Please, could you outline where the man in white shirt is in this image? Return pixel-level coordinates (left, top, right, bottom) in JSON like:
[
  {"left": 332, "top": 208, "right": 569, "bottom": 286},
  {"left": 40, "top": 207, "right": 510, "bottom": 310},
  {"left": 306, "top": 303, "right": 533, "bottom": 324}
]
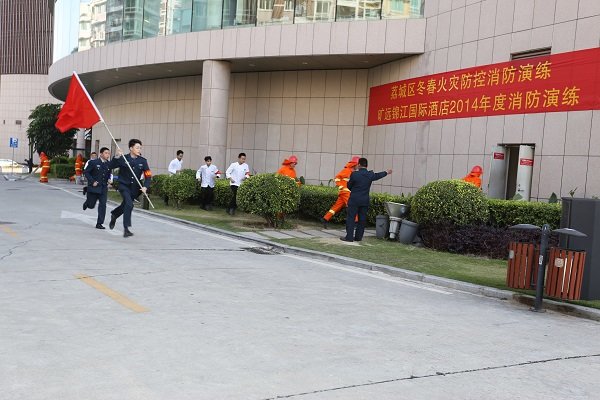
[
  {"left": 196, "top": 155, "right": 221, "bottom": 211},
  {"left": 225, "top": 152, "right": 250, "bottom": 215},
  {"left": 168, "top": 150, "right": 184, "bottom": 175}
]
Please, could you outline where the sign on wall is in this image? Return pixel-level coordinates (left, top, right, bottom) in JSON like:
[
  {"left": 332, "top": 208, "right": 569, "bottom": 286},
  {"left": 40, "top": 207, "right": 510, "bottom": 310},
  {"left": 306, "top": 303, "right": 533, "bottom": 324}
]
[{"left": 368, "top": 47, "right": 600, "bottom": 126}]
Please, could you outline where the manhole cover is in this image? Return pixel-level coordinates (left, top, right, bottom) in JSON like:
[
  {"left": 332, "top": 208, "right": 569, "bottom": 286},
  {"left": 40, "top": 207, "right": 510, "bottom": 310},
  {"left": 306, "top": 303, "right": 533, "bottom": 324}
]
[{"left": 244, "top": 247, "right": 280, "bottom": 255}]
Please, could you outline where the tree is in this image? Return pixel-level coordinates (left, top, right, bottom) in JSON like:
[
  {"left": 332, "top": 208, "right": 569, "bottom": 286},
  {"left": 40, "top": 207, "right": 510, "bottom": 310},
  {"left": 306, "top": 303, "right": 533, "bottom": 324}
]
[{"left": 27, "top": 103, "right": 76, "bottom": 159}]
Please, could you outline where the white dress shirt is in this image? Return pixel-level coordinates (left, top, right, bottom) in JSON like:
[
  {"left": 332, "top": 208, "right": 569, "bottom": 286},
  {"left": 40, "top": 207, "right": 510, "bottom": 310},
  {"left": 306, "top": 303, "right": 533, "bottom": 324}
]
[
  {"left": 196, "top": 164, "right": 221, "bottom": 187},
  {"left": 225, "top": 162, "right": 250, "bottom": 186},
  {"left": 168, "top": 158, "right": 182, "bottom": 175}
]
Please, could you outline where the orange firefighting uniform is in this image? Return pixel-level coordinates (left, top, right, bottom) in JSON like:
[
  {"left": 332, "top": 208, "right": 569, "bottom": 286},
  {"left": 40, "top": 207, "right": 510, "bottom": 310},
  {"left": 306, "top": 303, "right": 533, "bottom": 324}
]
[
  {"left": 462, "top": 172, "right": 482, "bottom": 188},
  {"left": 277, "top": 159, "right": 300, "bottom": 186},
  {"left": 323, "top": 161, "right": 358, "bottom": 222},
  {"left": 39, "top": 153, "right": 50, "bottom": 183},
  {"left": 74, "top": 154, "right": 84, "bottom": 183}
]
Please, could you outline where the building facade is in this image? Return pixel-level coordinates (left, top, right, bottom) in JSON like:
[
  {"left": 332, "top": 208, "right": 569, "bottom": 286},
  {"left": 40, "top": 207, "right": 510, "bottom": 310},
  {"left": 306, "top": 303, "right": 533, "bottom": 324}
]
[
  {"left": 48, "top": 0, "right": 600, "bottom": 201},
  {"left": 0, "top": 0, "right": 55, "bottom": 163}
]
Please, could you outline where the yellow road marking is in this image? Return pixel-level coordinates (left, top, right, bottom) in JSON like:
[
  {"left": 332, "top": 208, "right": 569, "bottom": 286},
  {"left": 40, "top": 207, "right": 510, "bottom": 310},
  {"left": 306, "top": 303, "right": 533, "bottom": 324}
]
[
  {"left": 75, "top": 274, "right": 149, "bottom": 313},
  {"left": 0, "top": 225, "right": 18, "bottom": 238}
]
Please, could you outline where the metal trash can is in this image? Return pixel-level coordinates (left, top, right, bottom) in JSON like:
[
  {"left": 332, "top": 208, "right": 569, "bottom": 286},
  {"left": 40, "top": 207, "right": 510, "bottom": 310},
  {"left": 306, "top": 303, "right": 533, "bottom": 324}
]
[{"left": 375, "top": 215, "right": 389, "bottom": 239}]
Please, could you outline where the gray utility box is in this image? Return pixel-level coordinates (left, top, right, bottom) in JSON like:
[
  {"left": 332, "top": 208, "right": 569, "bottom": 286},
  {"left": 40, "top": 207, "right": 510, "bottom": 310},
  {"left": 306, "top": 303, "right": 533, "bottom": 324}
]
[{"left": 560, "top": 198, "right": 600, "bottom": 300}]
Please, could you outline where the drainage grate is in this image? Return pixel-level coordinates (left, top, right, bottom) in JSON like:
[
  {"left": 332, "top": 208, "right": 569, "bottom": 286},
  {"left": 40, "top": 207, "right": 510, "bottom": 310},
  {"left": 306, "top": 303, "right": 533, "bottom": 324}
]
[
  {"left": 244, "top": 247, "right": 280, "bottom": 255},
  {"left": 0, "top": 221, "right": 15, "bottom": 224}
]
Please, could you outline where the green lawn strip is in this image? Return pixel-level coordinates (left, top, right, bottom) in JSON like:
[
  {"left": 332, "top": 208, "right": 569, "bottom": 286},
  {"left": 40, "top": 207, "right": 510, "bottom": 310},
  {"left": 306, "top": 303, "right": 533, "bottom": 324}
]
[
  {"left": 272, "top": 237, "right": 508, "bottom": 289},
  {"left": 106, "top": 191, "right": 600, "bottom": 310}
]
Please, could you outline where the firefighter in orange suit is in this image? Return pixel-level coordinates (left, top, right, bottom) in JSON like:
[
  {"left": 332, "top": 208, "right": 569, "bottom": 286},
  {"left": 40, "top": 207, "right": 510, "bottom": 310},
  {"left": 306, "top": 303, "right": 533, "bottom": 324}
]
[
  {"left": 276, "top": 155, "right": 301, "bottom": 185},
  {"left": 321, "top": 156, "right": 360, "bottom": 228},
  {"left": 462, "top": 165, "right": 483, "bottom": 188},
  {"left": 39, "top": 152, "right": 50, "bottom": 183},
  {"left": 74, "top": 154, "right": 84, "bottom": 184}
]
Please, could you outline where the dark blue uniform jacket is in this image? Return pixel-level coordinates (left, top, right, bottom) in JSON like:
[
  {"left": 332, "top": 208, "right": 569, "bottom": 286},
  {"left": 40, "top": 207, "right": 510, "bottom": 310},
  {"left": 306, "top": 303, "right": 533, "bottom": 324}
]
[
  {"left": 347, "top": 168, "right": 388, "bottom": 206},
  {"left": 113, "top": 154, "right": 152, "bottom": 189},
  {"left": 84, "top": 158, "right": 113, "bottom": 194}
]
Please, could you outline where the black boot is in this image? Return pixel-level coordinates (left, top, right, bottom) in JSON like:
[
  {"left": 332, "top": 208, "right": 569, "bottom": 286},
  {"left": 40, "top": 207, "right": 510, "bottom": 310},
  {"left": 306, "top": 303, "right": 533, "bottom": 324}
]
[
  {"left": 123, "top": 228, "right": 133, "bottom": 237},
  {"left": 109, "top": 214, "right": 117, "bottom": 230}
]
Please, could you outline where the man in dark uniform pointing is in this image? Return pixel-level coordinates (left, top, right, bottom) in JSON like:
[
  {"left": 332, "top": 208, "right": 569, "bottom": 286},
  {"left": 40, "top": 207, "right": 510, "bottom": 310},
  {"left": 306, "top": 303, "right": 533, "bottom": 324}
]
[
  {"left": 341, "top": 157, "right": 392, "bottom": 243},
  {"left": 83, "top": 147, "right": 113, "bottom": 229},
  {"left": 109, "top": 139, "right": 152, "bottom": 237}
]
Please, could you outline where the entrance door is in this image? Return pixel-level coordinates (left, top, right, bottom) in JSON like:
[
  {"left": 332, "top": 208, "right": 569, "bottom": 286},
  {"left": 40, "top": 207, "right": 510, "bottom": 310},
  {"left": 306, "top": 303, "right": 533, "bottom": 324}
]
[{"left": 488, "top": 145, "right": 508, "bottom": 199}]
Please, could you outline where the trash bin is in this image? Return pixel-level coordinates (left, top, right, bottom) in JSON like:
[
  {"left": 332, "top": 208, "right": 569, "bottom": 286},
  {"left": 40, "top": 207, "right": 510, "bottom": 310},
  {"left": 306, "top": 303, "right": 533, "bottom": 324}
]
[
  {"left": 506, "top": 242, "right": 539, "bottom": 289},
  {"left": 545, "top": 247, "right": 586, "bottom": 300},
  {"left": 375, "top": 215, "right": 389, "bottom": 239},
  {"left": 561, "top": 198, "right": 600, "bottom": 300},
  {"left": 398, "top": 220, "right": 419, "bottom": 244}
]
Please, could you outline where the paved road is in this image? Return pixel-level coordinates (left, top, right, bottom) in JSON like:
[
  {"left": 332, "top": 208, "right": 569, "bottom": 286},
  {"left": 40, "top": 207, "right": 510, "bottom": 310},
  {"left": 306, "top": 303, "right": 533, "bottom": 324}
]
[{"left": 1, "top": 178, "right": 599, "bottom": 399}]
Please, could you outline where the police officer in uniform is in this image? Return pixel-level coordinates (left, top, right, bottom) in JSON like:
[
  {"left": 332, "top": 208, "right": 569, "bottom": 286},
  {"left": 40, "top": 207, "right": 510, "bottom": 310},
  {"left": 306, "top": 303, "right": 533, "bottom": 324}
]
[
  {"left": 109, "top": 139, "right": 152, "bottom": 237},
  {"left": 341, "top": 157, "right": 392, "bottom": 243},
  {"left": 83, "top": 147, "right": 113, "bottom": 229}
]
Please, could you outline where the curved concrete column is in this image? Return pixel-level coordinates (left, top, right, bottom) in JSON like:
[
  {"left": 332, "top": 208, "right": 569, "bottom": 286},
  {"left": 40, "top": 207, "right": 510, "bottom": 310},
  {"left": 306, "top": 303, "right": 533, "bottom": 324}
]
[{"left": 199, "top": 60, "right": 230, "bottom": 166}]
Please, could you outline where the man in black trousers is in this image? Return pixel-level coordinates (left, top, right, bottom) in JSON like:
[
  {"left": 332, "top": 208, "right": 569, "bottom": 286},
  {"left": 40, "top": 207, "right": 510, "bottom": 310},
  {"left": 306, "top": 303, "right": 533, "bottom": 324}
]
[
  {"left": 109, "top": 139, "right": 152, "bottom": 237},
  {"left": 341, "top": 157, "right": 392, "bottom": 243},
  {"left": 83, "top": 147, "right": 113, "bottom": 229}
]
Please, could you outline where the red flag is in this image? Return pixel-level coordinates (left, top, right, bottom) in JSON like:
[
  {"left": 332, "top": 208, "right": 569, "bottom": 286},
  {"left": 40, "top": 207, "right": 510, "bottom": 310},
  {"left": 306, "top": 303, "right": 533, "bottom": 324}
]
[{"left": 55, "top": 72, "right": 102, "bottom": 133}]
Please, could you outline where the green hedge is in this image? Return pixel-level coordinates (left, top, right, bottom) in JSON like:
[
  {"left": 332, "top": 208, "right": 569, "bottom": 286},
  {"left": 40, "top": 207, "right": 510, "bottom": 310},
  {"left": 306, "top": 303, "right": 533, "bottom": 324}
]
[
  {"left": 144, "top": 175, "right": 563, "bottom": 230},
  {"left": 297, "top": 185, "right": 411, "bottom": 225},
  {"left": 52, "top": 164, "right": 73, "bottom": 179},
  {"left": 488, "top": 199, "right": 561, "bottom": 229}
]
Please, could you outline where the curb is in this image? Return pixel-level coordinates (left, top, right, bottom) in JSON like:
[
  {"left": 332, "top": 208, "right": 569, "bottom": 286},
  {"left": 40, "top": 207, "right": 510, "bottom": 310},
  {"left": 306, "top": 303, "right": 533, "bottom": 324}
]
[{"left": 131, "top": 205, "right": 600, "bottom": 322}]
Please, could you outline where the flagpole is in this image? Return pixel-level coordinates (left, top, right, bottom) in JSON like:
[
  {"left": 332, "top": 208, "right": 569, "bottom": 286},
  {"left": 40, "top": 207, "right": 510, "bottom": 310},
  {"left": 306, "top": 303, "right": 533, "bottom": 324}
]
[{"left": 71, "top": 71, "right": 154, "bottom": 209}]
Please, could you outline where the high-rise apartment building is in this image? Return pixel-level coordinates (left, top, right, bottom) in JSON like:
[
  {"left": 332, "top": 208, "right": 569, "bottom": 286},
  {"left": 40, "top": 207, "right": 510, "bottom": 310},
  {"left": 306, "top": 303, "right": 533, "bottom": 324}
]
[{"left": 0, "top": 0, "right": 55, "bottom": 163}]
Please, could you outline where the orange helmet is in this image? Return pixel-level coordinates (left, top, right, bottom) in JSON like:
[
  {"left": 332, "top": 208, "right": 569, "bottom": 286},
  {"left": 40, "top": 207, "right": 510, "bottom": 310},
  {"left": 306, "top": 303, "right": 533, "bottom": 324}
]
[
  {"left": 471, "top": 165, "right": 483, "bottom": 174},
  {"left": 289, "top": 155, "right": 298, "bottom": 163},
  {"left": 351, "top": 156, "right": 360, "bottom": 163}
]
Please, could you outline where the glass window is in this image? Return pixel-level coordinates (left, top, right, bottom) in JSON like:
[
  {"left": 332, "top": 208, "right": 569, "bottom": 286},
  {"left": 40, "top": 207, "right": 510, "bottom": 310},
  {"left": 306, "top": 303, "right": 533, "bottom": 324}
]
[
  {"left": 336, "top": 0, "right": 381, "bottom": 20},
  {"left": 143, "top": 0, "right": 167, "bottom": 37},
  {"left": 123, "top": 0, "right": 143, "bottom": 40},
  {"left": 223, "top": 0, "right": 257, "bottom": 28},
  {"left": 382, "top": 0, "right": 422, "bottom": 19},
  {"left": 294, "top": 0, "right": 335, "bottom": 23},
  {"left": 106, "top": 0, "right": 124, "bottom": 43},
  {"left": 257, "top": 0, "right": 294, "bottom": 25},
  {"left": 166, "top": 0, "right": 193, "bottom": 34},
  {"left": 192, "top": 0, "right": 224, "bottom": 31}
]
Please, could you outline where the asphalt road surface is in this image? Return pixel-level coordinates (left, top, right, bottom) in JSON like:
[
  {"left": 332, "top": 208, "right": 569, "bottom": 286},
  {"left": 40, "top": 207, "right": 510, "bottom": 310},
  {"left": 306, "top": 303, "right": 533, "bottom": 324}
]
[{"left": 1, "top": 178, "right": 599, "bottom": 399}]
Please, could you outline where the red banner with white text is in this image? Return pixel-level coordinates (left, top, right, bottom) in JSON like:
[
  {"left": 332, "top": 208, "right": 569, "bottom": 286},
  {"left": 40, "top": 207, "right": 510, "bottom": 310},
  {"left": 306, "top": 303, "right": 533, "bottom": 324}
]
[{"left": 368, "top": 48, "right": 600, "bottom": 126}]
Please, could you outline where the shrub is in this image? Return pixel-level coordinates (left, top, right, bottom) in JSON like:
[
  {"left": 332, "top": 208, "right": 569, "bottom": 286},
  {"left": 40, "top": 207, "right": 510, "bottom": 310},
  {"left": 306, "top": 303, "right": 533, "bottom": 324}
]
[
  {"left": 163, "top": 173, "right": 197, "bottom": 209},
  {"left": 299, "top": 185, "right": 342, "bottom": 222},
  {"left": 237, "top": 173, "right": 300, "bottom": 227},
  {"left": 180, "top": 168, "right": 202, "bottom": 201},
  {"left": 52, "top": 164, "right": 73, "bottom": 179},
  {"left": 213, "top": 179, "right": 233, "bottom": 207},
  {"left": 150, "top": 174, "right": 168, "bottom": 197},
  {"left": 488, "top": 199, "right": 561, "bottom": 229},
  {"left": 411, "top": 179, "right": 489, "bottom": 227},
  {"left": 420, "top": 223, "right": 559, "bottom": 259},
  {"left": 52, "top": 156, "right": 69, "bottom": 164},
  {"left": 297, "top": 185, "right": 411, "bottom": 225}
]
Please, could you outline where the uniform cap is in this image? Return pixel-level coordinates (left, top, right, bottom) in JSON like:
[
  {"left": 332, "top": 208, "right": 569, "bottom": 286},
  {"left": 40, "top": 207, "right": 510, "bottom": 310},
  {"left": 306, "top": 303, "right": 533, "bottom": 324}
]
[
  {"left": 289, "top": 155, "right": 298, "bottom": 163},
  {"left": 351, "top": 156, "right": 360, "bottom": 164},
  {"left": 471, "top": 165, "right": 483, "bottom": 174}
]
